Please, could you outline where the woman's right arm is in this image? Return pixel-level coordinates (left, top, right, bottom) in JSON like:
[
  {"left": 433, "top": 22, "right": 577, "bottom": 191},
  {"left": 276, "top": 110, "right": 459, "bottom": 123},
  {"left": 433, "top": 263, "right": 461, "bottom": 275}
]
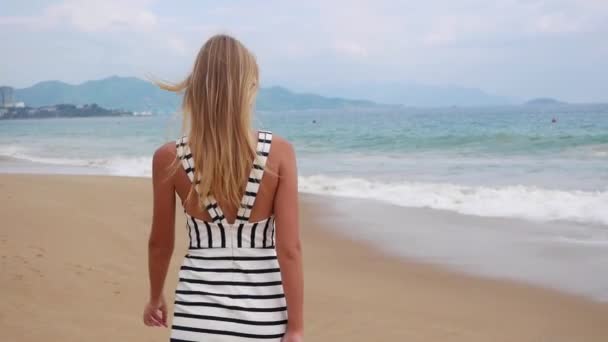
[
  {"left": 274, "top": 140, "right": 304, "bottom": 341},
  {"left": 143, "top": 144, "right": 176, "bottom": 328}
]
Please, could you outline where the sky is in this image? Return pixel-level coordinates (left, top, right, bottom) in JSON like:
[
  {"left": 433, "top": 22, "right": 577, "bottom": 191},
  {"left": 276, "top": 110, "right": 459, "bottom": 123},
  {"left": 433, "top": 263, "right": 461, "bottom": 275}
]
[{"left": 1, "top": 0, "right": 607, "bottom": 102}]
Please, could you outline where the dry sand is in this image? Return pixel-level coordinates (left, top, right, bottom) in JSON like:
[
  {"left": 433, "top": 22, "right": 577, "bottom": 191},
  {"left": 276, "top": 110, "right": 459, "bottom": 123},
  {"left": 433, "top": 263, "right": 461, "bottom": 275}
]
[{"left": 1, "top": 174, "right": 607, "bottom": 341}]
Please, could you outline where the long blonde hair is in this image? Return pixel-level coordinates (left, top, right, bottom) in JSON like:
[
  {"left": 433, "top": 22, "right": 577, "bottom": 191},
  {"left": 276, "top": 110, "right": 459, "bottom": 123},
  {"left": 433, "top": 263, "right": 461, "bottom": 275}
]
[{"left": 159, "top": 34, "right": 259, "bottom": 209}]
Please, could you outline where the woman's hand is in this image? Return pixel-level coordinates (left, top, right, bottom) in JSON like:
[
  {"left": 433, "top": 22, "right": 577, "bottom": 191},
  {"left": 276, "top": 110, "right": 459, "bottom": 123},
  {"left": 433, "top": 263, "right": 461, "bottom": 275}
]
[
  {"left": 143, "top": 296, "right": 168, "bottom": 327},
  {"left": 281, "top": 331, "right": 303, "bottom": 342}
]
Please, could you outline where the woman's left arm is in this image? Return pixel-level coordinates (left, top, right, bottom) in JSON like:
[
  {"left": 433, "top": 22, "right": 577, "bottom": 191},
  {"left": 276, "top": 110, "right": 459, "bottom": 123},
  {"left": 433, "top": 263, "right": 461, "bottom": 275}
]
[{"left": 143, "top": 144, "right": 176, "bottom": 328}]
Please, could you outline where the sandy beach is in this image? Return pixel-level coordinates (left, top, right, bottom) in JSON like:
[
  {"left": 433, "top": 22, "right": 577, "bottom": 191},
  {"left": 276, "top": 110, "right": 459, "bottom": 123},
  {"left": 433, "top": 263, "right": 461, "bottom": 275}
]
[{"left": 1, "top": 174, "right": 607, "bottom": 341}]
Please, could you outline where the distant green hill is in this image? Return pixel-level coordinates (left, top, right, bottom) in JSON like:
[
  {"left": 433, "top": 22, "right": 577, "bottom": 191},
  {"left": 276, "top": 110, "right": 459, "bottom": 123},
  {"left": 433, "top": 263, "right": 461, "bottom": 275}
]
[
  {"left": 256, "top": 86, "right": 376, "bottom": 111},
  {"left": 524, "top": 98, "right": 567, "bottom": 106},
  {"left": 11, "top": 76, "right": 380, "bottom": 112}
]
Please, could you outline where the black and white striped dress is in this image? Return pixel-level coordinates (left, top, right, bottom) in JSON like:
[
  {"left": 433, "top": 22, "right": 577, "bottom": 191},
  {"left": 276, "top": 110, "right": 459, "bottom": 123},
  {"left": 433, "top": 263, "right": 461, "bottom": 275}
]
[{"left": 171, "top": 131, "right": 287, "bottom": 341}]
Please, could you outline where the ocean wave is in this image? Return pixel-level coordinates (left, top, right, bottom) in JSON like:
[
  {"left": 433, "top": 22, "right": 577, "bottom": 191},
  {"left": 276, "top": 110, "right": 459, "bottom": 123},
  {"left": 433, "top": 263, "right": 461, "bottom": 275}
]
[
  {"left": 293, "top": 132, "right": 608, "bottom": 155},
  {"left": 561, "top": 143, "right": 608, "bottom": 159},
  {"left": 589, "top": 144, "right": 608, "bottom": 157},
  {"left": 3, "top": 144, "right": 607, "bottom": 225},
  {"left": 299, "top": 175, "right": 608, "bottom": 225},
  {"left": 552, "top": 236, "right": 608, "bottom": 246},
  {"left": 0, "top": 145, "right": 152, "bottom": 177}
]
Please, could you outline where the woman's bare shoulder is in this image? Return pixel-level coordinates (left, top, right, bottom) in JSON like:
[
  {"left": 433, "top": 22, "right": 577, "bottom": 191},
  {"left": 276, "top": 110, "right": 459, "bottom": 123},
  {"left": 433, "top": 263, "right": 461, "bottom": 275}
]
[
  {"left": 269, "top": 134, "right": 296, "bottom": 162},
  {"left": 152, "top": 141, "right": 178, "bottom": 172}
]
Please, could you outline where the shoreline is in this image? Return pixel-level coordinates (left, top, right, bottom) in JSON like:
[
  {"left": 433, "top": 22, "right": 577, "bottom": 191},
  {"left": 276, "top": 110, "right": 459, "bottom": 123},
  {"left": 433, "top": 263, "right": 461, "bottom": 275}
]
[
  {"left": 2, "top": 157, "right": 607, "bottom": 223},
  {"left": 316, "top": 194, "right": 608, "bottom": 302},
  {"left": 1, "top": 169, "right": 608, "bottom": 301},
  {"left": 1, "top": 174, "right": 608, "bottom": 341}
]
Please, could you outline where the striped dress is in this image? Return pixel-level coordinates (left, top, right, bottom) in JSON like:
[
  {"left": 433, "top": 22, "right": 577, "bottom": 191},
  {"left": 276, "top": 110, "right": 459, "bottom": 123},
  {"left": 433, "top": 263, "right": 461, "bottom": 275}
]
[{"left": 171, "top": 131, "right": 287, "bottom": 341}]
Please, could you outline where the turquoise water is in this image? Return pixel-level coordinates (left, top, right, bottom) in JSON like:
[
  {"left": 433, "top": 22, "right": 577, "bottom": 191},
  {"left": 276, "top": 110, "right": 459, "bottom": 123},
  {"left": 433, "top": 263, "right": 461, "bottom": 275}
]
[
  {"left": 268, "top": 108, "right": 608, "bottom": 190},
  {"left": 1, "top": 107, "right": 607, "bottom": 224}
]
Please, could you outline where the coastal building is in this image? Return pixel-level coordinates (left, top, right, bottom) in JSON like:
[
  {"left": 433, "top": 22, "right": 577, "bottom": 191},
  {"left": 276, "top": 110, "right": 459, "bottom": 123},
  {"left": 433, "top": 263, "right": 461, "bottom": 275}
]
[
  {"left": 39, "top": 106, "right": 57, "bottom": 112},
  {"left": 0, "top": 86, "right": 15, "bottom": 107}
]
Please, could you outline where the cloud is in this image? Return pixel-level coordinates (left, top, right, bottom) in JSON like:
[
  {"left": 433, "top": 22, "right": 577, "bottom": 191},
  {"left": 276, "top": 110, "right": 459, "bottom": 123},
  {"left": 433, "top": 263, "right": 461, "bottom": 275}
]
[
  {"left": 422, "top": 15, "right": 485, "bottom": 46},
  {"left": 0, "top": 15, "right": 37, "bottom": 27},
  {"left": 167, "top": 36, "right": 188, "bottom": 56},
  {"left": 48, "top": 0, "right": 158, "bottom": 32},
  {"left": 0, "top": 0, "right": 158, "bottom": 32},
  {"left": 527, "top": 0, "right": 608, "bottom": 34},
  {"left": 0, "top": 0, "right": 192, "bottom": 59},
  {"left": 535, "top": 12, "right": 583, "bottom": 34},
  {"left": 333, "top": 40, "right": 368, "bottom": 58},
  {"left": 1, "top": 0, "right": 607, "bottom": 101}
]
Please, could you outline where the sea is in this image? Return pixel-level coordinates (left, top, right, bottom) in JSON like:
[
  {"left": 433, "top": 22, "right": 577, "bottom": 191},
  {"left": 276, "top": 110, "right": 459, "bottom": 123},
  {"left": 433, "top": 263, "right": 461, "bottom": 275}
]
[{"left": 1, "top": 106, "right": 607, "bottom": 300}]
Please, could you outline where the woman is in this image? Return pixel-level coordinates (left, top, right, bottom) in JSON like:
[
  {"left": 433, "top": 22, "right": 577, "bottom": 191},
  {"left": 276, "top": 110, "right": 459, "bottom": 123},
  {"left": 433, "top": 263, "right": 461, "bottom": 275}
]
[{"left": 143, "top": 34, "right": 304, "bottom": 342}]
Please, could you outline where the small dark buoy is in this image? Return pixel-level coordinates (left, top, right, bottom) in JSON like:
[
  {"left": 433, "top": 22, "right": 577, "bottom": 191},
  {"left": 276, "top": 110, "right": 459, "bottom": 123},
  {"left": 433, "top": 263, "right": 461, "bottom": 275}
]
[
  {"left": 551, "top": 117, "right": 557, "bottom": 123},
  {"left": 312, "top": 120, "right": 317, "bottom": 124}
]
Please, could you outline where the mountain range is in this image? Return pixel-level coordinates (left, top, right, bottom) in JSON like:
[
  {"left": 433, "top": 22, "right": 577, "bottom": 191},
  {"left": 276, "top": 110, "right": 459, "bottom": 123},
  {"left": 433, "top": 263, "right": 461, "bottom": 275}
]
[
  {"left": 316, "top": 81, "right": 514, "bottom": 107},
  {"left": 7, "top": 76, "right": 583, "bottom": 111},
  {"left": 11, "top": 76, "right": 379, "bottom": 112}
]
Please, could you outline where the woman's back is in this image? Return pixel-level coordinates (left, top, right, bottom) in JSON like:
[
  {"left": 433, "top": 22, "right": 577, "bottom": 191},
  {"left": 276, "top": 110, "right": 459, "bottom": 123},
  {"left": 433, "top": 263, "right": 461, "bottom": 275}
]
[{"left": 170, "top": 132, "right": 287, "bottom": 226}]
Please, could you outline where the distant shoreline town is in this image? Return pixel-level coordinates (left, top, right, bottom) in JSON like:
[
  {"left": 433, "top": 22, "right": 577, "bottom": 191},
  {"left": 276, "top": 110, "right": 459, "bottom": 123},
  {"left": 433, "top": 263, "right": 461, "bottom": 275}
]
[
  {"left": 2, "top": 77, "right": 608, "bottom": 119},
  {"left": 0, "top": 103, "right": 141, "bottom": 120},
  {"left": 0, "top": 86, "right": 151, "bottom": 120}
]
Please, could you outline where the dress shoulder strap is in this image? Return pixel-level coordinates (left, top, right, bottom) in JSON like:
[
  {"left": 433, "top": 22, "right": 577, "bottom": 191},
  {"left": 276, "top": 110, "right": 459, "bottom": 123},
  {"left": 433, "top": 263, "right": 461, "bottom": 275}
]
[
  {"left": 175, "top": 132, "right": 272, "bottom": 225},
  {"left": 176, "top": 136, "right": 194, "bottom": 182},
  {"left": 175, "top": 136, "right": 228, "bottom": 225},
  {"left": 235, "top": 130, "right": 273, "bottom": 224}
]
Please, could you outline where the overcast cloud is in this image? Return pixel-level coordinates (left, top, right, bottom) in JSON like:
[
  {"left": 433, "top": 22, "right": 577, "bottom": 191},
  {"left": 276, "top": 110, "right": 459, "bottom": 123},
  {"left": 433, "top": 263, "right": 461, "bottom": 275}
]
[{"left": 1, "top": 0, "right": 607, "bottom": 102}]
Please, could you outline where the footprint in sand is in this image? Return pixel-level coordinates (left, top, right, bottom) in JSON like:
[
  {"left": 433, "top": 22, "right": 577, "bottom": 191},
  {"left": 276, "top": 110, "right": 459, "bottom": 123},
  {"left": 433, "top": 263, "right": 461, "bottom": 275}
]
[
  {"left": 13, "top": 255, "right": 29, "bottom": 263},
  {"left": 103, "top": 280, "right": 120, "bottom": 285},
  {"left": 69, "top": 263, "right": 85, "bottom": 270},
  {"left": 28, "top": 267, "right": 43, "bottom": 277},
  {"left": 28, "top": 246, "right": 46, "bottom": 255}
]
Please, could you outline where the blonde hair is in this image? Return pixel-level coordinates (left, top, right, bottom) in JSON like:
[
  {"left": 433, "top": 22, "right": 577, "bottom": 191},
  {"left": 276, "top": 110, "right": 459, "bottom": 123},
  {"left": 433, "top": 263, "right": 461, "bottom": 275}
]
[{"left": 159, "top": 34, "right": 259, "bottom": 209}]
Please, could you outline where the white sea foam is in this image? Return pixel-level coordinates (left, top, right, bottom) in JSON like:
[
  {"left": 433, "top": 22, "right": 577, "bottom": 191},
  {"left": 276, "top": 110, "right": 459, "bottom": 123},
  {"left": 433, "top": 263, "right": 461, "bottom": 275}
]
[
  {"left": 562, "top": 143, "right": 608, "bottom": 159},
  {"left": 0, "top": 144, "right": 152, "bottom": 177},
  {"left": 299, "top": 175, "right": 608, "bottom": 226},
  {"left": 3, "top": 144, "right": 607, "bottom": 225},
  {"left": 553, "top": 236, "right": 608, "bottom": 246},
  {"left": 93, "top": 156, "right": 153, "bottom": 177},
  {"left": 0, "top": 144, "right": 88, "bottom": 166},
  {"left": 590, "top": 144, "right": 608, "bottom": 158}
]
